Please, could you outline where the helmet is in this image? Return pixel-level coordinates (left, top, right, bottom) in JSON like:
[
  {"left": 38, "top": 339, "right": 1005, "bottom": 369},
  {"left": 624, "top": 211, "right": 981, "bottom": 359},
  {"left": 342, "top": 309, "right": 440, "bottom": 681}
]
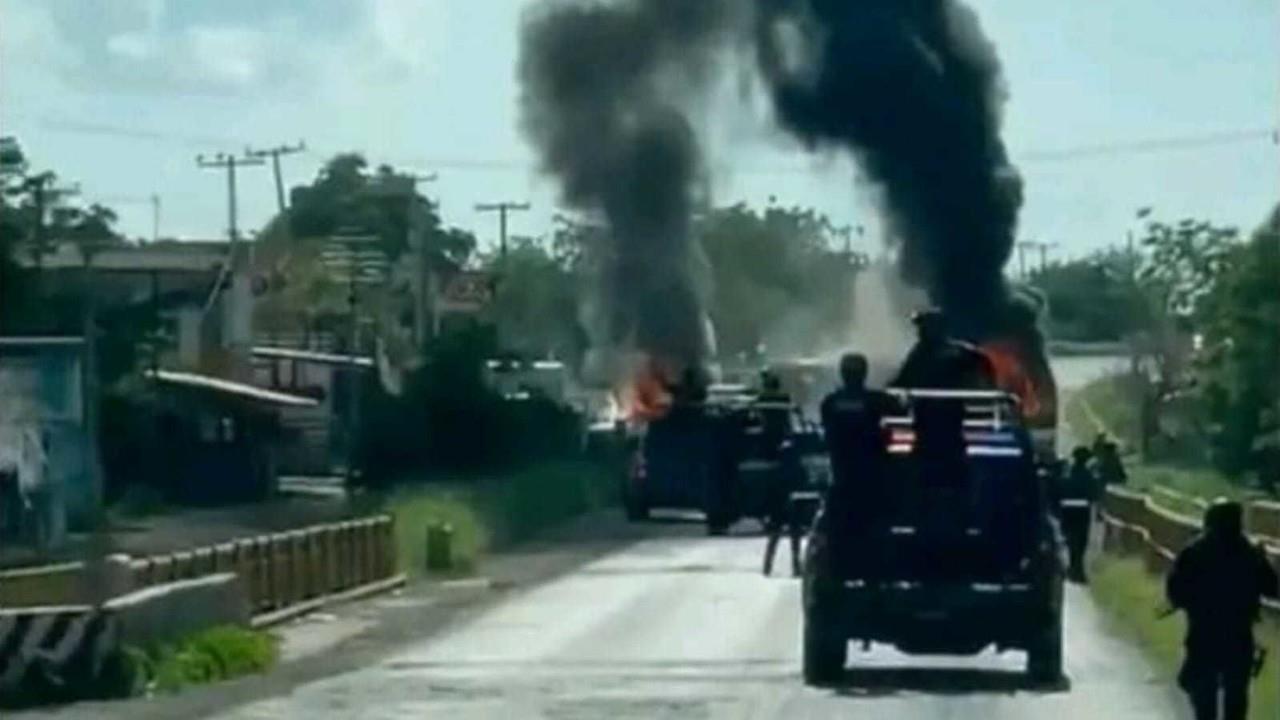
[{"left": 1204, "top": 498, "right": 1244, "bottom": 539}]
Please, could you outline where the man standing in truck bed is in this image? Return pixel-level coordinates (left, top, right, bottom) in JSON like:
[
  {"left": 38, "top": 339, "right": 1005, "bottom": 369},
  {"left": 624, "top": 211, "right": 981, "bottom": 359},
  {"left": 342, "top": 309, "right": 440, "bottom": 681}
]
[
  {"left": 893, "top": 309, "right": 996, "bottom": 389},
  {"left": 819, "top": 353, "right": 894, "bottom": 533}
]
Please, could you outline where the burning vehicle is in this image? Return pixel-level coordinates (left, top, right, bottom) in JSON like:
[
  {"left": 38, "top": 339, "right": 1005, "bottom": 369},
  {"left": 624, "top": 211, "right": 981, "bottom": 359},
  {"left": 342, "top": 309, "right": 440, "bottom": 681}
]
[{"left": 619, "top": 358, "right": 827, "bottom": 534}]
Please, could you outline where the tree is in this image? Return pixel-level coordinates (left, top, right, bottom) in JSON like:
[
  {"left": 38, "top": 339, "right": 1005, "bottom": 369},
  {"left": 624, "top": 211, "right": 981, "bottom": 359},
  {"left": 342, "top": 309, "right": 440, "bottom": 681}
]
[
  {"left": 1194, "top": 205, "right": 1280, "bottom": 488},
  {"left": 256, "top": 153, "right": 479, "bottom": 358},
  {"left": 288, "top": 153, "right": 474, "bottom": 268},
  {"left": 697, "top": 203, "right": 861, "bottom": 359},
  {"left": 487, "top": 237, "right": 585, "bottom": 364},
  {"left": 1028, "top": 251, "right": 1140, "bottom": 342},
  {"left": 1130, "top": 216, "right": 1239, "bottom": 458}
]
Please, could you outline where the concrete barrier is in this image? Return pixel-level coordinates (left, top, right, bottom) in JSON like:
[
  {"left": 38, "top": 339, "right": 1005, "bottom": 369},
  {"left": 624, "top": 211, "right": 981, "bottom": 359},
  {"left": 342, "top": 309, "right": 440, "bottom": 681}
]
[
  {"left": 104, "top": 573, "right": 249, "bottom": 649},
  {"left": 0, "top": 562, "right": 85, "bottom": 608}
]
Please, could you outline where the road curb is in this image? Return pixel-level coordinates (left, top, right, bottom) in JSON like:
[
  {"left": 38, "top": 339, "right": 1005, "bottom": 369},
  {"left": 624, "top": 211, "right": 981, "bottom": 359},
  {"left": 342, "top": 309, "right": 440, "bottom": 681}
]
[{"left": 251, "top": 574, "right": 408, "bottom": 629}]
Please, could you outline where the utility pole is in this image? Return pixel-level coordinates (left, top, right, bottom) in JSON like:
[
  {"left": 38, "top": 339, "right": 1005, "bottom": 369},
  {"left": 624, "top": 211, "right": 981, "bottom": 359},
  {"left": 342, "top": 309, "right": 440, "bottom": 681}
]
[
  {"left": 246, "top": 141, "right": 306, "bottom": 214},
  {"left": 197, "top": 152, "right": 265, "bottom": 246},
  {"left": 1035, "top": 241, "right": 1058, "bottom": 272},
  {"left": 198, "top": 152, "right": 264, "bottom": 380},
  {"left": 21, "top": 172, "right": 79, "bottom": 270},
  {"left": 1015, "top": 240, "right": 1032, "bottom": 279},
  {"left": 475, "top": 201, "right": 530, "bottom": 258}
]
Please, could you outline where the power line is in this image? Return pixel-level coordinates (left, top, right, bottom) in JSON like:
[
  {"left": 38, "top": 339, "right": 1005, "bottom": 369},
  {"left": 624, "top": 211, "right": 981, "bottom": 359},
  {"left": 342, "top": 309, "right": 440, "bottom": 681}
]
[
  {"left": 32, "top": 115, "right": 1280, "bottom": 172},
  {"left": 246, "top": 141, "right": 307, "bottom": 213}
]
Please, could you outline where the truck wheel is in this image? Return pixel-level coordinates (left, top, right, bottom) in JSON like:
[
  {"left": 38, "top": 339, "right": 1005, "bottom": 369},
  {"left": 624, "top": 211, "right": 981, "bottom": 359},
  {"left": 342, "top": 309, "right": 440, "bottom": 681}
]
[
  {"left": 1026, "top": 614, "right": 1063, "bottom": 684},
  {"left": 803, "top": 613, "right": 845, "bottom": 686}
]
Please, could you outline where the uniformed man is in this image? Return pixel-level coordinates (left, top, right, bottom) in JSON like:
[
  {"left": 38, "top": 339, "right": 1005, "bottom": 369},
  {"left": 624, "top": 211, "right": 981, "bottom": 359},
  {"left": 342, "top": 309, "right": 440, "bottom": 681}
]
[
  {"left": 1167, "top": 499, "right": 1279, "bottom": 720},
  {"left": 1095, "top": 436, "right": 1128, "bottom": 487},
  {"left": 758, "top": 371, "right": 804, "bottom": 575},
  {"left": 1059, "top": 445, "right": 1100, "bottom": 583},
  {"left": 819, "top": 353, "right": 894, "bottom": 533},
  {"left": 892, "top": 309, "right": 996, "bottom": 389}
]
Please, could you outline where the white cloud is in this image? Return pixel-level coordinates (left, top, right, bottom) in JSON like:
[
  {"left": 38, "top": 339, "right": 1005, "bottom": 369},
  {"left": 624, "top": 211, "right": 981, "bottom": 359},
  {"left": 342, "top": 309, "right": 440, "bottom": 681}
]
[
  {"left": 186, "top": 26, "right": 267, "bottom": 88},
  {"left": 106, "top": 32, "right": 154, "bottom": 61}
]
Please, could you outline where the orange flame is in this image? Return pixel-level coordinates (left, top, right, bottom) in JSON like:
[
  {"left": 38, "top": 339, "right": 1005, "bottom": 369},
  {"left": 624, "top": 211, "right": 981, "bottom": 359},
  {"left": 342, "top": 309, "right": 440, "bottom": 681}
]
[
  {"left": 979, "top": 341, "right": 1042, "bottom": 419},
  {"left": 616, "top": 355, "right": 675, "bottom": 421}
]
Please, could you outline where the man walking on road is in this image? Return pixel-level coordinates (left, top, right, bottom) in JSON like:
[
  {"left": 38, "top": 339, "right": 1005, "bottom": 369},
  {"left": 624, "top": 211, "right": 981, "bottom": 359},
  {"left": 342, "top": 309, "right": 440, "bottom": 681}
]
[
  {"left": 1167, "top": 499, "right": 1279, "bottom": 720},
  {"left": 1060, "top": 446, "right": 1101, "bottom": 583}
]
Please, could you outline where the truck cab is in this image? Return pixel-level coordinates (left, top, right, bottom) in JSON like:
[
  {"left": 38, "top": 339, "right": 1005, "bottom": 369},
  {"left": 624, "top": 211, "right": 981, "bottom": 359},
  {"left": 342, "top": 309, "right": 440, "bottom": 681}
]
[{"left": 802, "top": 389, "right": 1063, "bottom": 685}]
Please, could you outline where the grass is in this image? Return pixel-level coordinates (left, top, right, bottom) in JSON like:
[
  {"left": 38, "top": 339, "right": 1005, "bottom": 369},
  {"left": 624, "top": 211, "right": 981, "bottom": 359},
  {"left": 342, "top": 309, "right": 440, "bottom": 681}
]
[
  {"left": 123, "top": 625, "right": 279, "bottom": 697},
  {"left": 1090, "top": 555, "right": 1279, "bottom": 720},
  {"left": 1063, "top": 375, "right": 1265, "bottom": 514},
  {"left": 384, "top": 460, "right": 618, "bottom": 577}
]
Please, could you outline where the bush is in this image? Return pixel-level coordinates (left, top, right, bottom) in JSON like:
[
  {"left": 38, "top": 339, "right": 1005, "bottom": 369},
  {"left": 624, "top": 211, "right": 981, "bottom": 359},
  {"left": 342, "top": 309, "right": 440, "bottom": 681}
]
[
  {"left": 386, "top": 460, "right": 617, "bottom": 576},
  {"left": 124, "top": 625, "right": 279, "bottom": 697}
]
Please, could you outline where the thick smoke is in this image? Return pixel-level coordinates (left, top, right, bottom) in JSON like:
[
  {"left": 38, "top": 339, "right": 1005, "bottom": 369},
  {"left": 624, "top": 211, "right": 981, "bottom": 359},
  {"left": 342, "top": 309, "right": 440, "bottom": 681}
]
[
  {"left": 753, "top": 0, "right": 1026, "bottom": 342},
  {"left": 519, "top": 0, "right": 739, "bottom": 377}
]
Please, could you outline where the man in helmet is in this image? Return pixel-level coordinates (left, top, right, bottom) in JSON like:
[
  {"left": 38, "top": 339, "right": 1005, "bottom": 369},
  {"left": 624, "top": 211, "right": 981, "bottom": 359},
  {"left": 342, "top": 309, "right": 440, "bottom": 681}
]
[
  {"left": 1167, "top": 499, "right": 1279, "bottom": 720},
  {"left": 819, "top": 353, "right": 895, "bottom": 533},
  {"left": 892, "top": 309, "right": 996, "bottom": 389},
  {"left": 1058, "top": 445, "right": 1101, "bottom": 583}
]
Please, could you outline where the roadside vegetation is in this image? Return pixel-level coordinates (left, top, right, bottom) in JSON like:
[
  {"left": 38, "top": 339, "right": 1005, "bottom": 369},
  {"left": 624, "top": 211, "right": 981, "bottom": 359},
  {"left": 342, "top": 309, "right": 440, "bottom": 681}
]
[
  {"left": 1089, "top": 556, "right": 1278, "bottom": 720},
  {"left": 382, "top": 460, "right": 618, "bottom": 576},
  {"left": 121, "top": 625, "right": 279, "bottom": 697}
]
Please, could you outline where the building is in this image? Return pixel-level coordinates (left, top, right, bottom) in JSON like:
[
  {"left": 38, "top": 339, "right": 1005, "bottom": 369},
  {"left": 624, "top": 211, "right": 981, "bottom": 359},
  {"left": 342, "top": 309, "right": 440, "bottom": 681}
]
[
  {"left": 0, "top": 337, "right": 88, "bottom": 549},
  {"left": 251, "top": 345, "right": 374, "bottom": 476}
]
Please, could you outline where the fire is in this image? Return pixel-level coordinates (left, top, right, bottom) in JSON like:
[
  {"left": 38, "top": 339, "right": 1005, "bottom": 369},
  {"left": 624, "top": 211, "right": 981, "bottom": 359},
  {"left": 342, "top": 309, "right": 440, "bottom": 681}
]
[
  {"left": 616, "top": 355, "right": 675, "bottom": 421},
  {"left": 979, "top": 341, "right": 1043, "bottom": 419}
]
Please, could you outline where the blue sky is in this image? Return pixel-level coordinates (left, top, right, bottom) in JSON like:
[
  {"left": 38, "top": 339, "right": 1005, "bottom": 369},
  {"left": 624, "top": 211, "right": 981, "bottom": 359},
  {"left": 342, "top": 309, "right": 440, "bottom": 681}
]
[{"left": 2, "top": 0, "right": 1277, "bottom": 262}]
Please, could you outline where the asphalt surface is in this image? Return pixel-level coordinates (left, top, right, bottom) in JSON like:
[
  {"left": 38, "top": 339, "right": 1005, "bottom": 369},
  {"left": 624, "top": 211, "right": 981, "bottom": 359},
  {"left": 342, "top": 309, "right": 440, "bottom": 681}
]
[
  {"left": 198, "top": 354, "right": 1188, "bottom": 719},
  {"left": 206, "top": 519, "right": 1185, "bottom": 719}
]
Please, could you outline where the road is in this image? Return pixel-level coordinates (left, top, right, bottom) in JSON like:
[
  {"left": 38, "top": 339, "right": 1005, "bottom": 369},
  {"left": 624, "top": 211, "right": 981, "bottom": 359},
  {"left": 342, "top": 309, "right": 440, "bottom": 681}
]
[
  {"left": 200, "top": 352, "right": 1185, "bottom": 719},
  {"left": 207, "top": 522, "right": 1182, "bottom": 719}
]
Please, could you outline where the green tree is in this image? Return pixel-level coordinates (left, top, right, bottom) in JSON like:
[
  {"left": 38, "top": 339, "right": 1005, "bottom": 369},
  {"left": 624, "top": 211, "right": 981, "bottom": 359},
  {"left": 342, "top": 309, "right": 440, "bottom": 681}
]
[
  {"left": 1028, "top": 251, "right": 1139, "bottom": 342},
  {"left": 1194, "top": 205, "right": 1280, "bottom": 488},
  {"left": 487, "top": 237, "right": 585, "bottom": 364},
  {"left": 287, "top": 154, "right": 473, "bottom": 268},
  {"left": 697, "top": 203, "right": 861, "bottom": 359}
]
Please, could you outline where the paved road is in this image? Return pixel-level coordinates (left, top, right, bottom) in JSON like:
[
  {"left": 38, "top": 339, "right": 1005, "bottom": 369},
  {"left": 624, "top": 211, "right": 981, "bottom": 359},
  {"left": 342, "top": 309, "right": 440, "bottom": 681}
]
[
  {"left": 210, "top": 521, "right": 1184, "bottom": 719},
  {"left": 201, "top": 353, "right": 1176, "bottom": 718}
]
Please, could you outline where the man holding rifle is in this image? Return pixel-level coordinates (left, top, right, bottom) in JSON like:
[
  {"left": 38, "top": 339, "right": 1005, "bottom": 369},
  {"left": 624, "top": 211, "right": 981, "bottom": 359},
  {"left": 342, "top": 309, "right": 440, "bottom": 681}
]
[{"left": 1166, "top": 499, "right": 1278, "bottom": 720}]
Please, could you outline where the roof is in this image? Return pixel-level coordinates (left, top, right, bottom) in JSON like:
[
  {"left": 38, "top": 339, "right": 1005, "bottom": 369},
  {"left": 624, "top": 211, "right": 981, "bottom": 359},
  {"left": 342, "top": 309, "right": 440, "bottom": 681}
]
[
  {"left": 21, "top": 242, "right": 228, "bottom": 273},
  {"left": 0, "top": 337, "right": 85, "bottom": 347},
  {"left": 252, "top": 346, "right": 374, "bottom": 369},
  {"left": 145, "top": 370, "right": 319, "bottom": 407}
]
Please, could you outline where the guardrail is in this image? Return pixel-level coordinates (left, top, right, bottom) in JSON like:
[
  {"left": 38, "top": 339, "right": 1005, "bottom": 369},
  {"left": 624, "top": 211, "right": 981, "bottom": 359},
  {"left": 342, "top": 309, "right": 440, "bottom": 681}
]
[
  {"left": 1098, "top": 487, "right": 1279, "bottom": 620},
  {"left": 126, "top": 515, "right": 397, "bottom": 615},
  {"left": 1, "top": 515, "right": 399, "bottom": 615}
]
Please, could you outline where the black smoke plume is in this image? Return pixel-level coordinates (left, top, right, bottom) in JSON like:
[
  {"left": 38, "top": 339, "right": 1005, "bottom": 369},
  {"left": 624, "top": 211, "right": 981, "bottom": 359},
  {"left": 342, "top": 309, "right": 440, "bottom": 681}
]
[
  {"left": 519, "top": 0, "right": 738, "bottom": 374},
  {"left": 753, "top": 0, "right": 1026, "bottom": 342}
]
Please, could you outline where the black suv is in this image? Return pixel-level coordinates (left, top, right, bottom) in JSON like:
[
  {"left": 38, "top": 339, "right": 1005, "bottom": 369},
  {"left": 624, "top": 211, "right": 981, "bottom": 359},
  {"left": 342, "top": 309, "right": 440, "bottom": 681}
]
[{"left": 802, "top": 389, "right": 1064, "bottom": 685}]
